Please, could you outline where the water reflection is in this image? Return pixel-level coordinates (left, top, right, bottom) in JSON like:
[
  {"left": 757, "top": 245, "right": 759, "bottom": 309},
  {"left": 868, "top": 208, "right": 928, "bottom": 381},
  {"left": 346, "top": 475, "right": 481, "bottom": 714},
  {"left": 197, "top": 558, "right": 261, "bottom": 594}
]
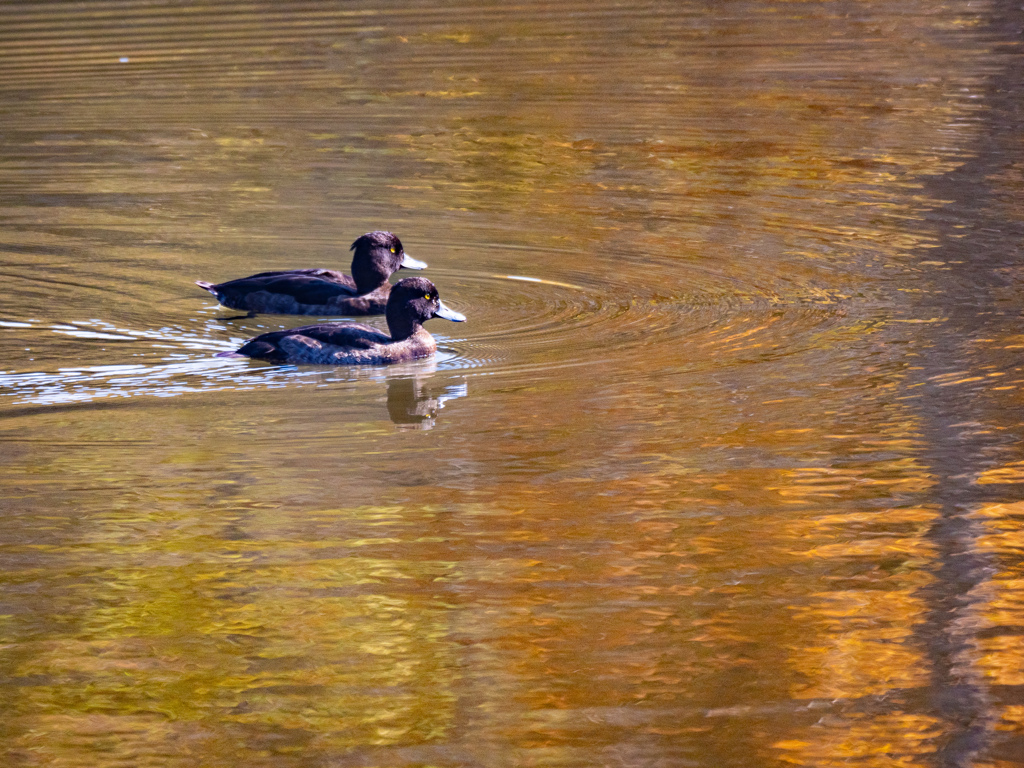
[
  {"left": 2, "top": 0, "right": 1024, "bottom": 767},
  {"left": 386, "top": 374, "right": 468, "bottom": 430}
]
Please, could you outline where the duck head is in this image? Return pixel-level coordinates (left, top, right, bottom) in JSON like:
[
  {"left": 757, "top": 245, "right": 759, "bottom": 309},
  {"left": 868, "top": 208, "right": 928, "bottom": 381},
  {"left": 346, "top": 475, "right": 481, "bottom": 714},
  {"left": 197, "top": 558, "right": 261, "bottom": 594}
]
[
  {"left": 386, "top": 276, "right": 466, "bottom": 339},
  {"left": 350, "top": 231, "right": 427, "bottom": 292}
]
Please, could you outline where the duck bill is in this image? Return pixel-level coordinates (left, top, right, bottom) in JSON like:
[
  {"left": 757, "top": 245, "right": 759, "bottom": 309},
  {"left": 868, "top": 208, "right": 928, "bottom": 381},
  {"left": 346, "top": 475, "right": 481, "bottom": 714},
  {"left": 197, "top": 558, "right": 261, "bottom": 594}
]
[
  {"left": 400, "top": 254, "right": 428, "bottom": 270},
  {"left": 434, "top": 300, "right": 466, "bottom": 322}
]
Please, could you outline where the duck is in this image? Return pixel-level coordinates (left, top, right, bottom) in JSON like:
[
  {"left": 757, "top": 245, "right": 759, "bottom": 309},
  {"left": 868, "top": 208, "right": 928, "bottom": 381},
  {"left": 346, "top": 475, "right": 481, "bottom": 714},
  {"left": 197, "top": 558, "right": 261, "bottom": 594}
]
[
  {"left": 217, "top": 277, "right": 466, "bottom": 365},
  {"left": 195, "top": 231, "right": 427, "bottom": 315}
]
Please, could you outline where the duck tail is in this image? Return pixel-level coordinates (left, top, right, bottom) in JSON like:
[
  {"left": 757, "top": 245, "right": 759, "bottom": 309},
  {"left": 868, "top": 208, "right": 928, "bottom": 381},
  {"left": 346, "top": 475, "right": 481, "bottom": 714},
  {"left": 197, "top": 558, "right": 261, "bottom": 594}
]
[
  {"left": 215, "top": 350, "right": 247, "bottom": 358},
  {"left": 195, "top": 280, "right": 219, "bottom": 296}
]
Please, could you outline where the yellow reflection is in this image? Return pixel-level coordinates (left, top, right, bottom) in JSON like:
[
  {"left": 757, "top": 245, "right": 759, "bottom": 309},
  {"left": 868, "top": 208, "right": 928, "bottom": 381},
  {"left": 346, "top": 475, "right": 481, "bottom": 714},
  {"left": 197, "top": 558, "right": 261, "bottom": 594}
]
[
  {"left": 977, "top": 462, "right": 1024, "bottom": 485},
  {"left": 972, "top": 501, "right": 1024, "bottom": 693},
  {"left": 7, "top": 540, "right": 458, "bottom": 758},
  {"left": 788, "top": 589, "right": 931, "bottom": 699},
  {"left": 773, "top": 713, "right": 941, "bottom": 767}
]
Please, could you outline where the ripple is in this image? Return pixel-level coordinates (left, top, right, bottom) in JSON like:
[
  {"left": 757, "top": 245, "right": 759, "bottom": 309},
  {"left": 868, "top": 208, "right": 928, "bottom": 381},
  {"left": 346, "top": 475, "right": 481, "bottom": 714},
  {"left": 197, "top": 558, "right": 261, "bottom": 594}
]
[
  {"left": 0, "top": 256, "right": 850, "bottom": 406},
  {"left": 0, "top": 314, "right": 468, "bottom": 407},
  {"left": 425, "top": 265, "right": 844, "bottom": 377}
]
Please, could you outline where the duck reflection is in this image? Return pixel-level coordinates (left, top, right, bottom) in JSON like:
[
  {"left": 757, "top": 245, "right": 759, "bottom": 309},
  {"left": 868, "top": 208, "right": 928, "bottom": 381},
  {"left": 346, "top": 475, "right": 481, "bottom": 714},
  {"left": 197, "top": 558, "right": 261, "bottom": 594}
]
[{"left": 386, "top": 375, "right": 467, "bottom": 430}]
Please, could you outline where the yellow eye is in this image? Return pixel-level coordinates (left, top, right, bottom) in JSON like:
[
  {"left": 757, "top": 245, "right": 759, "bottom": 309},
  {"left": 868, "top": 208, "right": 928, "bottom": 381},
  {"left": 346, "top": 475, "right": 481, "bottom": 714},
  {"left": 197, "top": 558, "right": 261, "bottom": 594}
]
[
  {"left": 390, "top": 247, "right": 396, "bottom": 253},
  {"left": 424, "top": 294, "right": 432, "bottom": 300}
]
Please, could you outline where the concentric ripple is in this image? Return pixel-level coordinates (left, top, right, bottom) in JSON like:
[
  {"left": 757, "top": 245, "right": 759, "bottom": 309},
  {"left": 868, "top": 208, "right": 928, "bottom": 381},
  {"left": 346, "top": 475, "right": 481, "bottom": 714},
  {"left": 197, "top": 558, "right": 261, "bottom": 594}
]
[
  {"left": 0, "top": 253, "right": 855, "bottom": 407},
  {"left": 424, "top": 263, "right": 851, "bottom": 377}
]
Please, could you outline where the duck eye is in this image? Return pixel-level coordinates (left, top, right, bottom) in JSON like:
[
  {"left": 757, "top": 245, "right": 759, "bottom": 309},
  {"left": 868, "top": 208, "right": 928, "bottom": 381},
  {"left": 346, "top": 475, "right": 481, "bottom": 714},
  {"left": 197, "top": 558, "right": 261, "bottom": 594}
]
[
  {"left": 390, "top": 247, "right": 396, "bottom": 253},
  {"left": 423, "top": 293, "right": 432, "bottom": 300}
]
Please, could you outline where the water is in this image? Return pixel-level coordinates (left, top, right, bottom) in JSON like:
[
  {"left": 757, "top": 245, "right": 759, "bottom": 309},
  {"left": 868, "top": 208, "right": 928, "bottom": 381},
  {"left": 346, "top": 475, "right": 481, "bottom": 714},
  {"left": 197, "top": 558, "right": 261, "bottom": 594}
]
[{"left": 1, "top": 1, "right": 1024, "bottom": 765}]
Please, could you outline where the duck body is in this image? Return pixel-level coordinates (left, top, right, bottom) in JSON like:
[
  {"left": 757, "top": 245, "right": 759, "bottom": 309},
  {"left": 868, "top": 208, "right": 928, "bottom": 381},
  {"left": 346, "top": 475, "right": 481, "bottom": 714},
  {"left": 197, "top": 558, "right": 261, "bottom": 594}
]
[
  {"left": 225, "top": 323, "right": 438, "bottom": 365},
  {"left": 219, "top": 276, "right": 466, "bottom": 366},
  {"left": 196, "top": 270, "right": 383, "bottom": 315},
  {"left": 196, "top": 231, "right": 426, "bottom": 316}
]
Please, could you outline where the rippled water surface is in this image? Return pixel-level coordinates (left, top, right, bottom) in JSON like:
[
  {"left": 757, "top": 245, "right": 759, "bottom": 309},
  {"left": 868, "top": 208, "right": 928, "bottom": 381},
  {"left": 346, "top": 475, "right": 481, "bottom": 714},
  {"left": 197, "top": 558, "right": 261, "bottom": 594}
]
[{"left": 3, "top": 1, "right": 1024, "bottom": 766}]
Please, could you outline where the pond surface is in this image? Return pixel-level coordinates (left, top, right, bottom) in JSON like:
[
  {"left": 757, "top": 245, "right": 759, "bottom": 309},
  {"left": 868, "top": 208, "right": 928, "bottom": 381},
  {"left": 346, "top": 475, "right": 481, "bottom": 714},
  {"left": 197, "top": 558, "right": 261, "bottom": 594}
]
[{"left": 2, "top": 1, "right": 1024, "bottom": 766}]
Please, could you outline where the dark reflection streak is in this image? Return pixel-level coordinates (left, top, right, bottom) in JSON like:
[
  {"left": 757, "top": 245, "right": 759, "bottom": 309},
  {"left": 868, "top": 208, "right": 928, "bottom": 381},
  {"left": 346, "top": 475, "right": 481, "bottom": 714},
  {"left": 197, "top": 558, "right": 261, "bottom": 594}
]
[
  {"left": 386, "top": 375, "right": 467, "bottom": 431},
  {"left": 0, "top": 398, "right": 155, "bottom": 421},
  {"left": 909, "top": 4, "right": 1024, "bottom": 765}
]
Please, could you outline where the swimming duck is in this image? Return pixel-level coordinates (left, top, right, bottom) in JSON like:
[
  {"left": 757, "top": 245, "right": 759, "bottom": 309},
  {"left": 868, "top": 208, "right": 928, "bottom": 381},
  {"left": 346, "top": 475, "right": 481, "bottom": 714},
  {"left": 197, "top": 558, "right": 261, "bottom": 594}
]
[
  {"left": 195, "top": 231, "right": 427, "bottom": 315},
  {"left": 218, "top": 277, "right": 466, "bottom": 365}
]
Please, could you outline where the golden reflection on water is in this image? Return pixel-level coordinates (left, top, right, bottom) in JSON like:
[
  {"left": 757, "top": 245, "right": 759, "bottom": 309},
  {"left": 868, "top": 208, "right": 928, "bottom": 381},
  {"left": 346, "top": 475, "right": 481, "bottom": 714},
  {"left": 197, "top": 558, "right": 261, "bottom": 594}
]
[{"left": 1, "top": 0, "right": 1024, "bottom": 766}]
